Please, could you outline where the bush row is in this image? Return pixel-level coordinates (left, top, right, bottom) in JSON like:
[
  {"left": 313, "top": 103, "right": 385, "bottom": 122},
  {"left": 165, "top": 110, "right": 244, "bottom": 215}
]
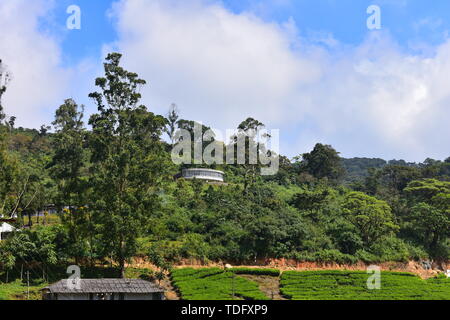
[
  {"left": 230, "top": 268, "right": 280, "bottom": 277},
  {"left": 280, "top": 270, "right": 450, "bottom": 300},
  {"left": 171, "top": 268, "right": 269, "bottom": 300}
]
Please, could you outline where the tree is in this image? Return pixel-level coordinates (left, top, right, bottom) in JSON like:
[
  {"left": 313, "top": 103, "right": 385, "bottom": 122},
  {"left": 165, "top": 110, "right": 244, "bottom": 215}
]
[
  {"left": 174, "top": 119, "right": 216, "bottom": 168},
  {"left": 0, "top": 248, "right": 15, "bottom": 282},
  {"left": 404, "top": 179, "right": 450, "bottom": 257},
  {"left": 409, "top": 203, "right": 449, "bottom": 257},
  {"left": 88, "top": 53, "right": 169, "bottom": 277},
  {"left": 298, "top": 144, "right": 345, "bottom": 182},
  {"left": 342, "top": 191, "right": 399, "bottom": 244},
  {"left": 0, "top": 59, "right": 12, "bottom": 121},
  {"left": 229, "top": 117, "right": 270, "bottom": 192},
  {"left": 166, "top": 104, "right": 179, "bottom": 146},
  {"left": 379, "top": 165, "right": 421, "bottom": 193},
  {"left": 404, "top": 179, "right": 450, "bottom": 202},
  {"left": 49, "top": 99, "right": 91, "bottom": 263},
  {"left": 0, "top": 59, "right": 19, "bottom": 218}
]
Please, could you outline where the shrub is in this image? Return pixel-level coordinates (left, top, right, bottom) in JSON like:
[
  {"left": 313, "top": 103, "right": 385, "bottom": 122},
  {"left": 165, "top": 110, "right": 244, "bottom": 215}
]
[
  {"left": 370, "top": 237, "right": 410, "bottom": 262},
  {"left": 405, "top": 243, "right": 429, "bottom": 261},
  {"left": 280, "top": 270, "right": 450, "bottom": 300},
  {"left": 355, "top": 250, "right": 379, "bottom": 263},
  {"left": 314, "top": 249, "right": 358, "bottom": 264},
  {"left": 230, "top": 268, "right": 280, "bottom": 277},
  {"left": 171, "top": 268, "right": 269, "bottom": 300}
]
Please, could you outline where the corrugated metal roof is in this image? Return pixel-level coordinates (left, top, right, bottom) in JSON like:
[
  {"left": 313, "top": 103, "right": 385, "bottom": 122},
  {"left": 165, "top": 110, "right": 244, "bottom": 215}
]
[{"left": 44, "top": 279, "right": 165, "bottom": 294}]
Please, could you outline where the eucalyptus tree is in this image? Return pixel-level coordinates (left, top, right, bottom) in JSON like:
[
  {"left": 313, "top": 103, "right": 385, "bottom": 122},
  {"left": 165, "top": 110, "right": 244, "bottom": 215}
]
[
  {"left": 49, "top": 99, "right": 91, "bottom": 262},
  {"left": 166, "top": 103, "right": 179, "bottom": 146},
  {"left": 0, "top": 59, "right": 18, "bottom": 218},
  {"left": 229, "top": 117, "right": 269, "bottom": 193},
  {"left": 88, "top": 53, "right": 170, "bottom": 277}
]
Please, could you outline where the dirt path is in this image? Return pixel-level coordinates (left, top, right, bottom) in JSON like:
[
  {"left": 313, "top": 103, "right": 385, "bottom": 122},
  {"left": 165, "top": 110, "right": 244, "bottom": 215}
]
[
  {"left": 239, "top": 275, "right": 287, "bottom": 300},
  {"left": 160, "top": 278, "right": 180, "bottom": 300}
]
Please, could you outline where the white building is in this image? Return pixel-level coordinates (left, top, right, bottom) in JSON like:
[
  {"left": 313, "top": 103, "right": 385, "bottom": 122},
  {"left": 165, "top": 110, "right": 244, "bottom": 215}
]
[
  {"left": 0, "top": 222, "right": 15, "bottom": 241},
  {"left": 180, "top": 168, "right": 225, "bottom": 182}
]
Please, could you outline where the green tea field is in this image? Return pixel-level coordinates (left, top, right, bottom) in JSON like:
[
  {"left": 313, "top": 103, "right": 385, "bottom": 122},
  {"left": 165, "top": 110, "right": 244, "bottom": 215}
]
[
  {"left": 280, "top": 270, "right": 450, "bottom": 300},
  {"left": 171, "top": 268, "right": 270, "bottom": 300}
]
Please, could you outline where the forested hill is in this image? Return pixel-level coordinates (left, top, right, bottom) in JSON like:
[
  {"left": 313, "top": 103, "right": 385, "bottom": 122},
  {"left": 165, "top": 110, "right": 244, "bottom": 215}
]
[
  {"left": 341, "top": 157, "right": 424, "bottom": 184},
  {"left": 341, "top": 158, "right": 387, "bottom": 183},
  {"left": 1, "top": 54, "right": 449, "bottom": 279}
]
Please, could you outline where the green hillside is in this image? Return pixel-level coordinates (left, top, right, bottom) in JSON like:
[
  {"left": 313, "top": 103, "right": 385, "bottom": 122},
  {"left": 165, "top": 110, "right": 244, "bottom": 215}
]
[{"left": 280, "top": 270, "right": 450, "bottom": 300}]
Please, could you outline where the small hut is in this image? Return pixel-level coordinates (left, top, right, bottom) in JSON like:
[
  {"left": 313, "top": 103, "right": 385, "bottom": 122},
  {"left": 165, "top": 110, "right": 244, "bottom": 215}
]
[{"left": 42, "top": 279, "right": 165, "bottom": 300}]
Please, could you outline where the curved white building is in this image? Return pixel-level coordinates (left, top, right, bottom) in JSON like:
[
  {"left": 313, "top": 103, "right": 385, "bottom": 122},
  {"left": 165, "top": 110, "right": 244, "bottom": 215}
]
[{"left": 181, "top": 168, "right": 224, "bottom": 182}]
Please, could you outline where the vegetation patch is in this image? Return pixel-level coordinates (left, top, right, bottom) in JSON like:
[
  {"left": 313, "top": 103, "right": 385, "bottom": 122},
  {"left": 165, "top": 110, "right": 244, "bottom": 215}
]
[
  {"left": 280, "top": 270, "right": 450, "bottom": 300},
  {"left": 230, "top": 267, "right": 280, "bottom": 277},
  {"left": 0, "top": 280, "right": 45, "bottom": 300},
  {"left": 171, "top": 268, "right": 269, "bottom": 300}
]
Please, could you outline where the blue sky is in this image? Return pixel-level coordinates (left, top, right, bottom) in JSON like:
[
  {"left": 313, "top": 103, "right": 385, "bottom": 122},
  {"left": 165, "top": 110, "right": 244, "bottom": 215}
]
[
  {"left": 1, "top": 0, "right": 450, "bottom": 161},
  {"left": 51, "top": 0, "right": 450, "bottom": 65}
]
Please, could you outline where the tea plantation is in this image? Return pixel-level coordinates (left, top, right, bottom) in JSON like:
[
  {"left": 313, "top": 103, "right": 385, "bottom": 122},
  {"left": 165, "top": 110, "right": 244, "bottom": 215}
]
[
  {"left": 171, "top": 268, "right": 270, "bottom": 300},
  {"left": 280, "top": 270, "right": 450, "bottom": 300}
]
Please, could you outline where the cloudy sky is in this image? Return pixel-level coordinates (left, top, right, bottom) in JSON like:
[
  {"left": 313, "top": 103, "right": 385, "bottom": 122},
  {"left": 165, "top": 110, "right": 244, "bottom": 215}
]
[{"left": 0, "top": 0, "right": 449, "bottom": 161}]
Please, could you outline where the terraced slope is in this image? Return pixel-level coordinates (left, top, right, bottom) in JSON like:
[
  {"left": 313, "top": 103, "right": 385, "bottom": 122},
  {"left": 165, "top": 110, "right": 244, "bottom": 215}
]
[
  {"left": 171, "top": 268, "right": 269, "bottom": 300},
  {"left": 280, "top": 270, "right": 450, "bottom": 300}
]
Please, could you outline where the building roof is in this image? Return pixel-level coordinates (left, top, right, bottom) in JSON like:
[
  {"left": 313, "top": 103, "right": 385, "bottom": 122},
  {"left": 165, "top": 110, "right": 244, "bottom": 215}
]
[
  {"left": 44, "top": 279, "right": 165, "bottom": 294},
  {"left": 182, "top": 168, "right": 224, "bottom": 174},
  {"left": 0, "top": 222, "right": 15, "bottom": 233}
]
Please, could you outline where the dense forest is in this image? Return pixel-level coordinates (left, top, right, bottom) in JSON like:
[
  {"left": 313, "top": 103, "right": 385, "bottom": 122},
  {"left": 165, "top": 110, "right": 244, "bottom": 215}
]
[{"left": 0, "top": 54, "right": 449, "bottom": 279}]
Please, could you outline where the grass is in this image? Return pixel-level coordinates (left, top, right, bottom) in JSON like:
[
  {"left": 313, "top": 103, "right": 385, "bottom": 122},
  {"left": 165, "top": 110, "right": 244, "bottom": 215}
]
[
  {"left": 0, "top": 265, "right": 155, "bottom": 300},
  {"left": 171, "top": 268, "right": 269, "bottom": 300},
  {"left": 230, "top": 267, "right": 280, "bottom": 277},
  {"left": 23, "top": 214, "right": 61, "bottom": 227},
  {"left": 0, "top": 280, "right": 46, "bottom": 300},
  {"left": 280, "top": 270, "right": 450, "bottom": 300}
]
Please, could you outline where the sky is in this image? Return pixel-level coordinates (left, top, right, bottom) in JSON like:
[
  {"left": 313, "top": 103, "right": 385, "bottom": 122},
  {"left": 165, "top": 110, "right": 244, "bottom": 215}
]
[{"left": 0, "top": 0, "right": 449, "bottom": 162}]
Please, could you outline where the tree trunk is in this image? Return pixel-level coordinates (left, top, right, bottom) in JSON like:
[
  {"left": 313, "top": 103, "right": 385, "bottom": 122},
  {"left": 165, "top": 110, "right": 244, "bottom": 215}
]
[
  {"left": 430, "top": 232, "right": 439, "bottom": 253},
  {"left": 119, "top": 258, "right": 126, "bottom": 278}
]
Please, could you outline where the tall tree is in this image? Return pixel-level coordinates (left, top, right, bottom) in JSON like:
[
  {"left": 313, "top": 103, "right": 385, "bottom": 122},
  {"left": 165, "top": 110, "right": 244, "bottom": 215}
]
[
  {"left": 0, "top": 59, "right": 11, "bottom": 121},
  {"left": 166, "top": 103, "right": 179, "bottom": 146},
  {"left": 342, "top": 191, "right": 399, "bottom": 245},
  {"left": 49, "top": 99, "right": 90, "bottom": 262},
  {"left": 88, "top": 53, "right": 169, "bottom": 277},
  {"left": 0, "top": 59, "right": 18, "bottom": 218},
  {"left": 298, "top": 143, "right": 345, "bottom": 182},
  {"left": 230, "top": 117, "right": 270, "bottom": 192},
  {"left": 404, "top": 179, "right": 450, "bottom": 257}
]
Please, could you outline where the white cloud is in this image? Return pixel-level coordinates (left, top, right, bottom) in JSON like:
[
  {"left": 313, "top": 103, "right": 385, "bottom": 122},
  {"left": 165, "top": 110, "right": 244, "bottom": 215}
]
[
  {"left": 1, "top": 0, "right": 448, "bottom": 161},
  {"left": 0, "top": 0, "right": 71, "bottom": 128},
  {"left": 110, "top": 0, "right": 450, "bottom": 161},
  {"left": 110, "top": 0, "right": 321, "bottom": 126}
]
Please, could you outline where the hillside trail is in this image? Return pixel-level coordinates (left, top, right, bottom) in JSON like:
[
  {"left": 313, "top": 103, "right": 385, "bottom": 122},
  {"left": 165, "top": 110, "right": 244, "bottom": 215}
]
[
  {"left": 238, "top": 274, "right": 287, "bottom": 300},
  {"left": 161, "top": 278, "right": 180, "bottom": 300}
]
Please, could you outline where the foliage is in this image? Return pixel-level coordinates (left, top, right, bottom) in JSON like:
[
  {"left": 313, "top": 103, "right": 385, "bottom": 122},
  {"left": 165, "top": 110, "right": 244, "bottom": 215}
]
[
  {"left": 229, "top": 268, "right": 280, "bottom": 277},
  {"left": 342, "top": 191, "right": 399, "bottom": 244},
  {"left": 296, "top": 143, "right": 346, "bottom": 182},
  {"left": 280, "top": 270, "right": 450, "bottom": 300},
  {"left": 87, "top": 53, "right": 171, "bottom": 277},
  {"left": 0, "top": 52, "right": 449, "bottom": 284},
  {"left": 171, "top": 268, "right": 269, "bottom": 300}
]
